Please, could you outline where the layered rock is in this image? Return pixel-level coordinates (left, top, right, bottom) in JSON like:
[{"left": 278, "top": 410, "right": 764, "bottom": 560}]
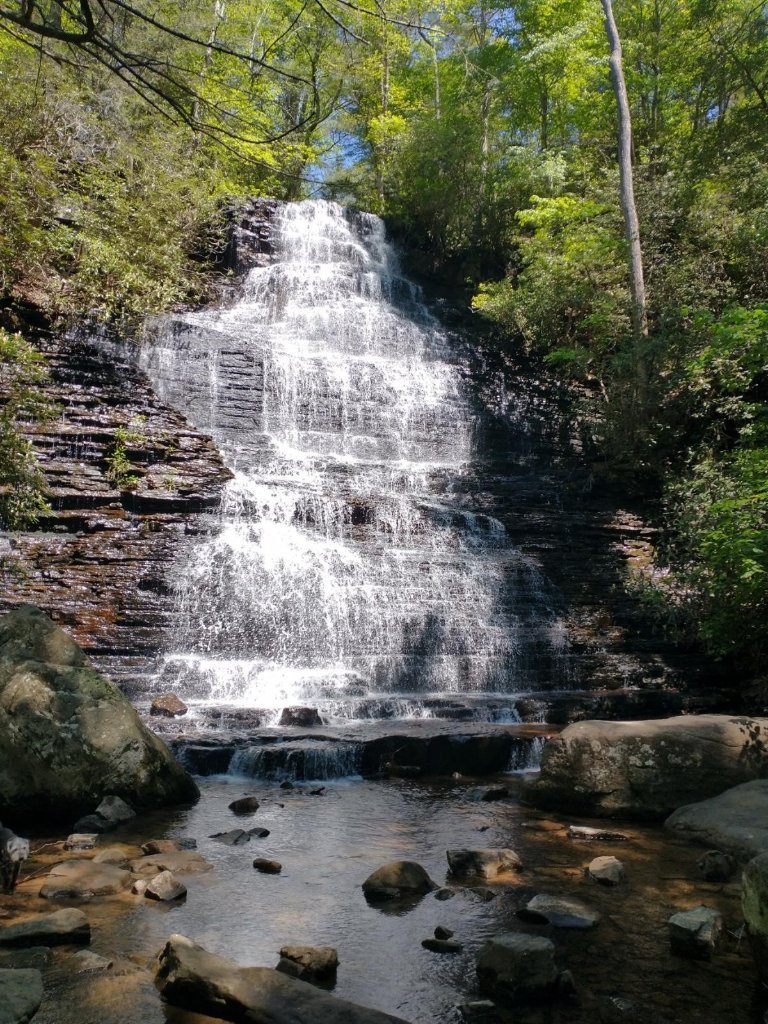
[
  {"left": 0, "top": 606, "right": 198, "bottom": 826},
  {"left": 528, "top": 715, "right": 768, "bottom": 819}
]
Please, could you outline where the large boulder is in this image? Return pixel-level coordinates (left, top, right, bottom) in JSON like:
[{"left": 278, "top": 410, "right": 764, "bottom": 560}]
[
  {"left": 0, "top": 909, "right": 89, "bottom": 948},
  {"left": 155, "top": 934, "right": 409, "bottom": 1023},
  {"left": 39, "top": 860, "right": 132, "bottom": 900},
  {"left": 0, "top": 968, "right": 43, "bottom": 1024},
  {"left": 0, "top": 606, "right": 198, "bottom": 827},
  {"left": 742, "top": 853, "right": 768, "bottom": 980},
  {"left": 528, "top": 715, "right": 768, "bottom": 819},
  {"left": 476, "top": 934, "right": 559, "bottom": 1002},
  {"left": 665, "top": 780, "right": 768, "bottom": 861}
]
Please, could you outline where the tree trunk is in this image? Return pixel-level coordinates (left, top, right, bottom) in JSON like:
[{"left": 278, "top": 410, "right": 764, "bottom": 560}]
[{"left": 600, "top": 0, "right": 648, "bottom": 408}]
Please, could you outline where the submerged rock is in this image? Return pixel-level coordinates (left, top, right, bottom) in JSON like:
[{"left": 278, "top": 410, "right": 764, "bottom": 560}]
[
  {"left": 0, "top": 967, "right": 43, "bottom": 1024},
  {"left": 362, "top": 861, "right": 436, "bottom": 902},
  {"left": 253, "top": 859, "right": 282, "bottom": 875},
  {"left": 210, "top": 829, "right": 251, "bottom": 846},
  {"left": 155, "top": 933, "right": 409, "bottom": 1023},
  {"left": 228, "top": 795, "right": 260, "bottom": 815},
  {"left": 667, "top": 905, "right": 723, "bottom": 959},
  {"left": 422, "top": 938, "right": 463, "bottom": 954},
  {"left": 519, "top": 894, "right": 600, "bottom": 929},
  {"left": 0, "top": 606, "right": 199, "bottom": 826},
  {"left": 0, "top": 909, "right": 90, "bottom": 948},
  {"left": 73, "top": 950, "right": 114, "bottom": 972},
  {"left": 529, "top": 715, "right": 768, "bottom": 819},
  {"left": 446, "top": 849, "right": 522, "bottom": 880},
  {"left": 477, "top": 934, "right": 559, "bottom": 1002}
]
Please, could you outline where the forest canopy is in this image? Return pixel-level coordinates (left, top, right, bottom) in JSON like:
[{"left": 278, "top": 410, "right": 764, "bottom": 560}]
[{"left": 0, "top": 0, "right": 767, "bottom": 673}]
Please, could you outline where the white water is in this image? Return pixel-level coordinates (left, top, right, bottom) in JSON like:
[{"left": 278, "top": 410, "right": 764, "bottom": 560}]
[{"left": 142, "top": 200, "right": 568, "bottom": 716}]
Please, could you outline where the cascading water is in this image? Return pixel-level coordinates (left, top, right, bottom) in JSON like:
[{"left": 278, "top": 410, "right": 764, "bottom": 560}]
[{"left": 141, "top": 200, "right": 569, "bottom": 722}]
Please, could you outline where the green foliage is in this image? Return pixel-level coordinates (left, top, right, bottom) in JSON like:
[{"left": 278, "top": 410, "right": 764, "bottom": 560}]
[
  {"left": 106, "top": 421, "right": 147, "bottom": 491},
  {"left": 0, "top": 329, "right": 52, "bottom": 528}
]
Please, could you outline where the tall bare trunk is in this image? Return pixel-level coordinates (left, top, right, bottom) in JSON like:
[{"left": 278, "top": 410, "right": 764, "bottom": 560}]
[{"left": 600, "top": 0, "right": 648, "bottom": 406}]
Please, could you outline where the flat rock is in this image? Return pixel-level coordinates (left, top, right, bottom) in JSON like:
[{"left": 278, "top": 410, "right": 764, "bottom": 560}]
[
  {"left": 0, "top": 909, "right": 89, "bottom": 948},
  {"left": 40, "top": 860, "right": 131, "bottom": 899},
  {"left": 477, "top": 934, "right": 558, "bottom": 1001},
  {"left": 210, "top": 830, "right": 250, "bottom": 846},
  {"left": 587, "top": 856, "right": 625, "bottom": 886},
  {"left": 145, "top": 870, "right": 187, "bottom": 902},
  {"left": 229, "top": 796, "right": 260, "bottom": 815},
  {"left": 130, "top": 852, "right": 212, "bottom": 875},
  {"left": 279, "top": 706, "right": 322, "bottom": 728},
  {"left": 422, "top": 938, "right": 463, "bottom": 953},
  {"left": 519, "top": 894, "right": 600, "bottom": 929},
  {"left": 73, "top": 950, "right": 114, "bottom": 972},
  {"left": 64, "top": 834, "right": 98, "bottom": 852},
  {"left": 447, "top": 849, "right": 522, "bottom": 879},
  {"left": 567, "top": 826, "right": 629, "bottom": 842},
  {"left": 276, "top": 945, "right": 338, "bottom": 982},
  {"left": 0, "top": 948, "right": 51, "bottom": 970},
  {"left": 155, "top": 934, "right": 409, "bottom": 1023},
  {"left": 0, "top": 968, "right": 43, "bottom": 1024},
  {"left": 141, "top": 840, "right": 181, "bottom": 856},
  {"left": 93, "top": 845, "right": 140, "bottom": 866},
  {"left": 668, "top": 905, "right": 723, "bottom": 959},
  {"left": 528, "top": 716, "right": 768, "bottom": 820},
  {"left": 665, "top": 780, "right": 768, "bottom": 861},
  {"left": 362, "top": 861, "right": 436, "bottom": 902},
  {"left": 253, "top": 859, "right": 282, "bottom": 874}
]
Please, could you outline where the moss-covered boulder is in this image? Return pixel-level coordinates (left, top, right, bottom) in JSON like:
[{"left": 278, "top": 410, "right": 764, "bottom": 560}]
[{"left": 0, "top": 605, "right": 198, "bottom": 828}]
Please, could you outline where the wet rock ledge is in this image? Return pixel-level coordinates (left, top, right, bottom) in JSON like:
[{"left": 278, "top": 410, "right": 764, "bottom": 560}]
[{"left": 0, "top": 329, "right": 232, "bottom": 689}]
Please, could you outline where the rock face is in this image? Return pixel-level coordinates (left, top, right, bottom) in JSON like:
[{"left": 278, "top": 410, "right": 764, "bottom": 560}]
[
  {"left": 742, "top": 853, "right": 768, "bottom": 980},
  {"left": 0, "top": 606, "right": 198, "bottom": 827},
  {"left": 0, "top": 968, "right": 44, "bottom": 1024},
  {"left": 477, "top": 934, "right": 559, "bottom": 1002},
  {"left": 529, "top": 715, "right": 768, "bottom": 819},
  {"left": 362, "top": 861, "right": 437, "bottom": 902},
  {"left": 446, "top": 849, "right": 522, "bottom": 880},
  {"left": 0, "top": 909, "right": 90, "bottom": 948},
  {"left": 665, "top": 780, "right": 768, "bottom": 861},
  {"left": 155, "top": 933, "right": 410, "bottom": 1023}
]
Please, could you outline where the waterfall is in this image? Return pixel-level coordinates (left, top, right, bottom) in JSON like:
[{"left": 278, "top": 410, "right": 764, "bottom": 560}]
[{"left": 141, "top": 200, "right": 568, "bottom": 719}]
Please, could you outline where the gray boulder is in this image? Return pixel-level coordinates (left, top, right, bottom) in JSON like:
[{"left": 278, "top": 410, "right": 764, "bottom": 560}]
[
  {"left": 519, "top": 894, "right": 599, "bottom": 929},
  {"left": 529, "top": 715, "right": 768, "bottom": 819},
  {"left": 0, "top": 909, "right": 89, "bottom": 948},
  {"left": 586, "top": 856, "right": 625, "bottom": 886},
  {"left": 667, "top": 905, "right": 723, "bottom": 959},
  {"left": 447, "top": 849, "right": 522, "bottom": 880},
  {"left": 145, "top": 871, "right": 187, "bottom": 902},
  {"left": 72, "top": 950, "right": 113, "bottom": 972},
  {"left": 155, "top": 933, "right": 409, "bottom": 1023},
  {"left": 477, "top": 934, "right": 558, "bottom": 1002},
  {"left": 665, "top": 780, "right": 768, "bottom": 861},
  {"left": 0, "top": 968, "right": 43, "bottom": 1024},
  {"left": 0, "top": 606, "right": 198, "bottom": 826},
  {"left": 362, "top": 861, "right": 436, "bottom": 902}
]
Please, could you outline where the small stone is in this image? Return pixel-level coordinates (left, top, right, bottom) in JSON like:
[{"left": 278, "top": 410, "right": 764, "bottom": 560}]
[
  {"left": 229, "top": 796, "right": 260, "bottom": 815},
  {"left": 568, "top": 825, "right": 628, "bottom": 842},
  {"left": 434, "top": 926, "right": 454, "bottom": 940},
  {"left": 145, "top": 870, "right": 187, "bottom": 902},
  {"left": 422, "top": 938, "right": 463, "bottom": 953},
  {"left": 447, "top": 849, "right": 522, "bottom": 879},
  {"left": 141, "top": 840, "right": 181, "bottom": 856},
  {"left": 469, "top": 887, "right": 497, "bottom": 902},
  {"left": 94, "top": 795, "right": 136, "bottom": 826},
  {"left": 668, "top": 905, "right": 723, "bottom": 959},
  {"left": 520, "top": 894, "right": 600, "bottom": 929},
  {"left": 248, "top": 828, "right": 270, "bottom": 839},
  {"left": 73, "top": 950, "right": 114, "bottom": 972},
  {"left": 253, "top": 859, "right": 282, "bottom": 874},
  {"left": 587, "top": 855, "right": 625, "bottom": 886},
  {"left": 280, "top": 781, "right": 294, "bottom": 791},
  {"left": 468, "top": 786, "right": 510, "bottom": 803},
  {"left": 64, "top": 834, "right": 98, "bottom": 852},
  {"left": 132, "top": 879, "right": 149, "bottom": 896},
  {"left": 697, "top": 850, "right": 735, "bottom": 883},
  {"left": 276, "top": 945, "right": 338, "bottom": 982},
  {"left": 150, "top": 693, "right": 188, "bottom": 718},
  {"left": 210, "top": 830, "right": 250, "bottom": 846},
  {"left": 459, "top": 999, "right": 500, "bottom": 1021},
  {"left": 434, "top": 888, "right": 456, "bottom": 901}
]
